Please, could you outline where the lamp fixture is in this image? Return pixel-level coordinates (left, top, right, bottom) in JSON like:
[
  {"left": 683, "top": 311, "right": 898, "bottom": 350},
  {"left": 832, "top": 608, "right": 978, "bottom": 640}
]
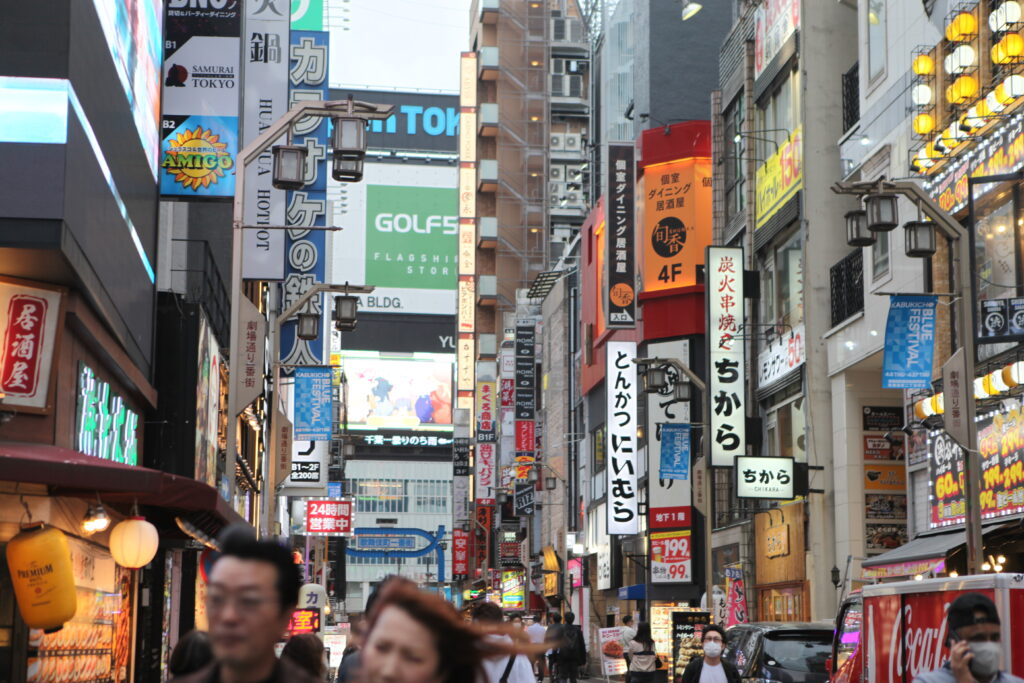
[
  {"left": 846, "top": 209, "right": 875, "bottom": 247},
  {"left": 333, "top": 294, "right": 359, "bottom": 331},
  {"left": 641, "top": 366, "right": 670, "bottom": 393},
  {"left": 864, "top": 191, "right": 899, "bottom": 232},
  {"left": 545, "top": 476, "right": 557, "bottom": 491},
  {"left": 904, "top": 220, "right": 937, "bottom": 258},
  {"left": 296, "top": 312, "right": 320, "bottom": 341},
  {"left": 81, "top": 499, "right": 111, "bottom": 535},
  {"left": 332, "top": 156, "right": 364, "bottom": 183},
  {"left": 830, "top": 565, "right": 841, "bottom": 588},
  {"left": 331, "top": 116, "right": 367, "bottom": 160},
  {"left": 271, "top": 145, "right": 308, "bottom": 191},
  {"left": 681, "top": 0, "right": 702, "bottom": 20},
  {"left": 527, "top": 467, "right": 539, "bottom": 484}
]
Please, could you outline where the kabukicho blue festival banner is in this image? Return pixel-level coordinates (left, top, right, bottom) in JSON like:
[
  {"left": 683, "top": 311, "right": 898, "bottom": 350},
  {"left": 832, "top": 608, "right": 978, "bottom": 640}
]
[{"left": 882, "top": 295, "right": 937, "bottom": 389}]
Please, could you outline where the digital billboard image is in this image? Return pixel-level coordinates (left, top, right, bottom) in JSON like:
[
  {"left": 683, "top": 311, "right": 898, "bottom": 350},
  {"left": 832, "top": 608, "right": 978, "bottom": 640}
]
[
  {"left": 340, "top": 350, "right": 453, "bottom": 431},
  {"left": 160, "top": 115, "right": 237, "bottom": 196}
]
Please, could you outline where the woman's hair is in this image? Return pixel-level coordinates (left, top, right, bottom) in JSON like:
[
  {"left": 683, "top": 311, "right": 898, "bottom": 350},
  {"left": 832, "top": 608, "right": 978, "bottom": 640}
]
[
  {"left": 168, "top": 630, "right": 213, "bottom": 677},
  {"left": 282, "top": 632, "right": 325, "bottom": 679},
  {"left": 367, "top": 578, "right": 540, "bottom": 682},
  {"left": 634, "top": 622, "right": 654, "bottom": 649}
]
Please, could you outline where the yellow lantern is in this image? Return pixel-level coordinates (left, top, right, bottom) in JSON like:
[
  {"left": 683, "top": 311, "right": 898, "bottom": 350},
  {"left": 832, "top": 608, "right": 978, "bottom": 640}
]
[
  {"left": 993, "top": 40, "right": 1008, "bottom": 65},
  {"left": 913, "top": 54, "right": 935, "bottom": 75},
  {"left": 5, "top": 523, "right": 78, "bottom": 632},
  {"left": 952, "top": 75, "right": 979, "bottom": 103},
  {"left": 1001, "top": 33, "right": 1024, "bottom": 63},
  {"left": 913, "top": 113, "right": 936, "bottom": 135},
  {"left": 109, "top": 516, "right": 159, "bottom": 569},
  {"left": 946, "top": 11, "right": 977, "bottom": 41},
  {"left": 995, "top": 82, "right": 1015, "bottom": 106},
  {"left": 931, "top": 394, "right": 945, "bottom": 415},
  {"left": 914, "top": 400, "right": 929, "bottom": 420}
]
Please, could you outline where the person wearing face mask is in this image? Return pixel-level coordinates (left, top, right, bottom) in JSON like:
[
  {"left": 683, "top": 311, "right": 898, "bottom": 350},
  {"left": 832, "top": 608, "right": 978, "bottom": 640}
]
[
  {"left": 679, "top": 625, "right": 741, "bottom": 683},
  {"left": 913, "top": 593, "right": 1024, "bottom": 683}
]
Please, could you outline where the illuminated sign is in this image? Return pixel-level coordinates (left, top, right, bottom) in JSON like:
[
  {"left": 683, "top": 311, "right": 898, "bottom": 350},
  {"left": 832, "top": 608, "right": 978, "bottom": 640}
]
[
  {"left": 288, "top": 608, "right": 321, "bottom": 635},
  {"left": 755, "top": 126, "right": 803, "bottom": 229},
  {"left": 735, "top": 456, "right": 795, "bottom": 499},
  {"left": 75, "top": 363, "right": 140, "bottom": 465},
  {"left": 641, "top": 158, "right": 712, "bottom": 292},
  {"left": 305, "top": 500, "right": 353, "bottom": 535},
  {"left": 707, "top": 247, "right": 747, "bottom": 466},
  {"left": 0, "top": 282, "right": 62, "bottom": 411},
  {"left": 605, "top": 144, "right": 636, "bottom": 328},
  {"left": 606, "top": 341, "right": 638, "bottom": 534}
]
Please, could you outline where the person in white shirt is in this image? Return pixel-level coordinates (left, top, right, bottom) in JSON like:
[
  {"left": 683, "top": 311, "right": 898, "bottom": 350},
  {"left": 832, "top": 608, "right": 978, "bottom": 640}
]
[
  {"left": 619, "top": 615, "right": 637, "bottom": 673},
  {"left": 526, "top": 615, "right": 548, "bottom": 682},
  {"left": 473, "top": 602, "right": 536, "bottom": 683},
  {"left": 679, "top": 625, "right": 740, "bottom": 683}
]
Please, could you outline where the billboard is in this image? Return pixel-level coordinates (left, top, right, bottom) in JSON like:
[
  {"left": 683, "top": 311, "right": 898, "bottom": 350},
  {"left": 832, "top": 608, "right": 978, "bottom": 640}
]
[
  {"left": 339, "top": 350, "right": 453, "bottom": 431},
  {"left": 330, "top": 163, "right": 457, "bottom": 315},
  {"left": 605, "top": 144, "right": 637, "bottom": 327},
  {"left": 329, "top": 89, "right": 459, "bottom": 153},
  {"left": 641, "top": 158, "right": 712, "bottom": 292}
]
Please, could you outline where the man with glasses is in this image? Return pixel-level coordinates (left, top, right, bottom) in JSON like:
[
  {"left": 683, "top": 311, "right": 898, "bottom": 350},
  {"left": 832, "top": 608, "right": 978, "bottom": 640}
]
[
  {"left": 914, "top": 593, "right": 1023, "bottom": 683},
  {"left": 172, "top": 529, "right": 319, "bottom": 682},
  {"left": 680, "top": 625, "right": 740, "bottom": 683}
]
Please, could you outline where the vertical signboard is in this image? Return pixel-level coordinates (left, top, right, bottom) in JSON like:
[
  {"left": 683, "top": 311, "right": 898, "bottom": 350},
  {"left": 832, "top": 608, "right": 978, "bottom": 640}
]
[
  {"left": 515, "top": 320, "right": 537, "bottom": 479},
  {"left": 305, "top": 499, "right": 353, "bottom": 535},
  {"left": 606, "top": 144, "right": 636, "bottom": 328},
  {"left": 453, "top": 437, "right": 471, "bottom": 526},
  {"left": 0, "top": 281, "right": 62, "bottom": 411},
  {"left": 475, "top": 381, "right": 496, "bottom": 442},
  {"left": 882, "top": 295, "right": 937, "bottom": 389},
  {"left": 452, "top": 528, "right": 470, "bottom": 580},
  {"left": 707, "top": 247, "right": 746, "bottom": 467},
  {"left": 241, "top": 0, "right": 289, "bottom": 279},
  {"left": 294, "top": 367, "right": 333, "bottom": 440},
  {"left": 754, "top": 0, "right": 800, "bottom": 79},
  {"left": 475, "top": 442, "right": 496, "bottom": 504},
  {"left": 641, "top": 158, "right": 712, "bottom": 292},
  {"left": 235, "top": 297, "right": 267, "bottom": 410},
  {"left": 161, "top": 3, "right": 240, "bottom": 197},
  {"left": 646, "top": 339, "right": 693, "bottom": 530},
  {"left": 195, "top": 315, "right": 221, "bottom": 488},
  {"left": 606, "top": 341, "right": 638, "bottom": 534}
]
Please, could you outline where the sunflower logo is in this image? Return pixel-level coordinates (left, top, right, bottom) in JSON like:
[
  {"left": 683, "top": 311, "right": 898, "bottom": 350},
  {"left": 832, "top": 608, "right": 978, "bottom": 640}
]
[{"left": 161, "top": 126, "right": 234, "bottom": 191}]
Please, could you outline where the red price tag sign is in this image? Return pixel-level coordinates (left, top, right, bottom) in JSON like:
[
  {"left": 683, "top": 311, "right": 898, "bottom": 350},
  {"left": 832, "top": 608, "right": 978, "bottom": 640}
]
[{"left": 650, "top": 530, "right": 692, "bottom": 583}]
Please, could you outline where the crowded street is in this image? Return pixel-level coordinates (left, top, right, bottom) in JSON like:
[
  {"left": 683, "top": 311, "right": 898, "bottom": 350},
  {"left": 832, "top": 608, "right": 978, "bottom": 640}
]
[{"left": 2, "top": 0, "right": 1024, "bottom": 681}]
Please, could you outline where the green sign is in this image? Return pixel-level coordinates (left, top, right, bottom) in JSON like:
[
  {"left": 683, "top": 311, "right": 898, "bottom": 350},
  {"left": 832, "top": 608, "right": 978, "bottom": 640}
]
[
  {"left": 76, "top": 363, "right": 139, "bottom": 465},
  {"left": 291, "top": 0, "right": 324, "bottom": 30},
  {"left": 365, "top": 185, "right": 458, "bottom": 291}
]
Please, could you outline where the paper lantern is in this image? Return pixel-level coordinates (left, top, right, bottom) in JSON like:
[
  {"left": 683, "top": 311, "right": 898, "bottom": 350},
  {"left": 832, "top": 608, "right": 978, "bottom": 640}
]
[
  {"left": 975, "top": 377, "right": 991, "bottom": 399},
  {"left": 1005, "top": 73, "right": 1024, "bottom": 98},
  {"left": 946, "top": 12, "right": 977, "bottom": 42},
  {"left": 988, "top": 89, "right": 1008, "bottom": 112},
  {"left": 931, "top": 394, "right": 944, "bottom": 415},
  {"left": 915, "top": 147, "right": 936, "bottom": 169},
  {"left": 913, "top": 54, "right": 934, "bottom": 75},
  {"left": 913, "top": 113, "right": 936, "bottom": 135},
  {"left": 5, "top": 523, "right": 78, "bottom": 631},
  {"left": 989, "top": 369, "right": 1011, "bottom": 393},
  {"left": 912, "top": 84, "right": 934, "bottom": 106},
  {"left": 990, "top": 1, "right": 1023, "bottom": 31},
  {"left": 109, "top": 516, "right": 159, "bottom": 569},
  {"left": 1006, "top": 361, "right": 1024, "bottom": 386},
  {"left": 963, "top": 100, "right": 993, "bottom": 129},
  {"left": 995, "top": 82, "right": 1015, "bottom": 105},
  {"left": 945, "top": 45, "right": 977, "bottom": 73},
  {"left": 948, "top": 75, "right": 978, "bottom": 103}
]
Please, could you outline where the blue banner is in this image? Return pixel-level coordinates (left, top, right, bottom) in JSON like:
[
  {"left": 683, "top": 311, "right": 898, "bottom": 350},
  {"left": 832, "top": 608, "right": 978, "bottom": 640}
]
[
  {"left": 659, "top": 423, "right": 691, "bottom": 480},
  {"left": 294, "top": 367, "right": 333, "bottom": 440},
  {"left": 882, "top": 295, "right": 938, "bottom": 389}
]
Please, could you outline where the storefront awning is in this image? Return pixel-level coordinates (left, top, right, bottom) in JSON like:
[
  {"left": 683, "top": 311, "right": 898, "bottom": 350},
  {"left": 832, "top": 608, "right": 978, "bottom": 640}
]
[
  {"left": 542, "top": 545, "right": 562, "bottom": 572},
  {"left": 618, "top": 583, "right": 645, "bottom": 600},
  {"left": 861, "top": 523, "right": 1009, "bottom": 579},
  {"left": 0, "top": 442, "right": 246, "bottom": 535}
]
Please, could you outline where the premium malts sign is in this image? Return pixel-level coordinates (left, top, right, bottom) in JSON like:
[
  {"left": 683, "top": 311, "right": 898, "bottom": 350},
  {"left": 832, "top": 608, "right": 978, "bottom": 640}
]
[
  {"left": 606, "top": 341, "right": 639, "bottom": 534},
  {"left": 707, "top": 247, "right": 746, "bottom": 466},
  {"left": 605, "top": 144, "right": 637, "bottom": 328}
]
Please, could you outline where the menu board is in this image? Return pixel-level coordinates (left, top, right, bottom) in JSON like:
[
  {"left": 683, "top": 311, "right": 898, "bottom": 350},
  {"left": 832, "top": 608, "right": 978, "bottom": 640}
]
[
  {"left": 650, "top": 604, "right": 688, "bottom": 662},
  {"left": 671, "top": 610, "right": 711, "bottom": 679}
]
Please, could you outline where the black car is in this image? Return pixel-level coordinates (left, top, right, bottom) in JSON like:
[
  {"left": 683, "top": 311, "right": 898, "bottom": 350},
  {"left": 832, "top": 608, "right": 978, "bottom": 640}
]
[{"left": 723, "top": 622, "right": 833, "bottom": 683}]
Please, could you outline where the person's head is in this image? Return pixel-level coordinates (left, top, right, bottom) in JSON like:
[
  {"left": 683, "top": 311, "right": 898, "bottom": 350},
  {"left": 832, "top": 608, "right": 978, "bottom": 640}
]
[
  {"left": 634, "top": 622, "right": 653, "bottom": 647},
  {"left": 702, "top": 625, "right": 726, "bottom": 661},
  {"left": 510, "top": 614, "right": 524, "bottom": 629},
  {"left": 282, "top": 633, "right": 326, "bottom": 679},
  {"left": 564, "top": 611, "right": 576, "bottom": 625},
  {"left": 206, "top": 528, "right": 301, "bottom": 674},
  {"left": 947, "top": 593, "right": 1002, "bottom": 677},
  {"left": 168, "top": 630, "right": 213, "bottom": 677},
  {"left": 622, "top": 615, "right": 633, "bottom": 627},
  {"left": 549, "top": 612, "right": 562, "bottom": 624},
  {"left": 362, "top": 579, "right": 515, "bottom": 683},
  {"left": 471, "top": 601, "right": 504, "bottom": 624}
]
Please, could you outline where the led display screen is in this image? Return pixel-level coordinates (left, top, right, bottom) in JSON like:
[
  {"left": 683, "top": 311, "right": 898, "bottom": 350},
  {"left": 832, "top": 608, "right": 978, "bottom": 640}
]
[{"left": 340, "top": 350, "right": 453, "bottom": 431}]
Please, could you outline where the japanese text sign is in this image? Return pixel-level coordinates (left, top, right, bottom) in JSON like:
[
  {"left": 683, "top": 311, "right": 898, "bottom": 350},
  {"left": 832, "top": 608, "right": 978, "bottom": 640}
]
[
  {"left": 754, "top": 0, "right": 800, "bottom": 79},
  {"left": 605, "top": 144, "right": 636, "bottom": 328},
  {"left": 476, "top": 442, "right": 496, "bottom": 504},
  {"left": 0, "top": 282, "right": 62, "bottom": 411},
  {"left": 755, "top": 126, "right": 803, "bottom": 230},
  {"left": 660, "top": 423, "right": 691, "bottom": 480},
  {"left": 476, "top": 381, "right": 496, "bottom": 442},
  {"left": 305, "top": 499, "right": 352, "bottom": 535},
  {"left": 882, "top": 295, "right": 937, "bottom": 389},
  {"left": 641, "top": 158, "right": 712, "bottom": 292},
  {"left": 76, "top": 363, "right": 140, "bottom": 466},
  {"left": 707, "top": 247, "right": 746, "bottom": 466},
  {"left": 646, "top": 340, "right": 693, "bottom": 530},
  {"left": 452, "top": 528, "right": 470, "bottom": 579},
  {"left": 288, "top": 608, "right": 321, "bottom": 635},
  {"left": 606, "top": 341, "right": 638, "bottom": 534},
  {"left": 235, "top": 297, "right": 267, "bottom": 410},
  {"left": 735, "top": 456, "right": 794, "bottom": 499},
  {"left": 294, "top": 367, "right": 333, "bottom": 440},
  {"left": 650, "top": 529, "right": 692, "bottom": 583}
]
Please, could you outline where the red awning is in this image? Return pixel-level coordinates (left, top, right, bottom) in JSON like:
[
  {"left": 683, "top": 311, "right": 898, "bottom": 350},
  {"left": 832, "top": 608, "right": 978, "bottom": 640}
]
[{"left": 0, "top": 442, "right": 246, "bottom": 534}]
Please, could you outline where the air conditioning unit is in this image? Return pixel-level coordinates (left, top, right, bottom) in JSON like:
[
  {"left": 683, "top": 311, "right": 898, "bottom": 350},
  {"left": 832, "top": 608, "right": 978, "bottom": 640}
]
[
  {"left": 565, "top": 192, "right": 580, "bottom": 205},
  {"left": 549, "top": 193, "right": 560, "bottom": 205},
  {"left": 550, "top": 74, "right": 566, "bottom": 97},
  {"left": 564, "top": 134, "right": 581, "bottom": 150},
  {"left": 550, "top": 165, "right": 564, "bottom": 181},
  {"left": 568, "top": 75, "right": 584, "bottom": 98},
  {"left": 550, "top": 133, "right": 565, "bottom": 150}
]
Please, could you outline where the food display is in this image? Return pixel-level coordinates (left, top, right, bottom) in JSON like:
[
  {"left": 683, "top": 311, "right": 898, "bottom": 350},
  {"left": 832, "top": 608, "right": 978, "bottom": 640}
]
[{"left": 671, "top": 610, "right": 711, "bottom": 679}]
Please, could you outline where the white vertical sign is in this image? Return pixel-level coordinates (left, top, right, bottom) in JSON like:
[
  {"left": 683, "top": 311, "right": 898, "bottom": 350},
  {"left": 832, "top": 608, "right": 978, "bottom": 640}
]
[
  {"left": 646, "top": 339, "right": 693, "bottom": 529},
  {"left": 942, "top": 348, "right": 970, "bottom": 449},
  {"left": 241, "top": 0, "right": 289, "bottom": 280},
  {"left": 707, "top": 247, "right": 746, "bottom": 467},
  {"left": 475, "top": 442, "right": 496, "bottom": 504},
  {"left": 606, "top": 340, "right": 638, "bottom": 535}
]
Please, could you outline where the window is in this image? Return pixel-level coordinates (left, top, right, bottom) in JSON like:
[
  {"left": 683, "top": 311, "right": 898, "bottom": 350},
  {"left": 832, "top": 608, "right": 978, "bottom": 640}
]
[
  {"left": 723, "top": 94, "right": 746, "bottom": 223},
  {"left": 867, "top": 0, "right": 887, "bottom": 82},
  {"left": 872, "top": 230, "right": 889, "bottom": 280},
  {"left": 350, "top": 479, "right": 409, "bottom": 513},
  {"left": 759, "top": 229, "right": 804, "bottom": 339},
  {"left": 834, "top": 600, "right": 863, "bottom": 672},
  {"left": 755, "top": 69, "right": 800, "bottom": 162},
  {"left": 763, "top": 386, "right": 805, "bottom": 461},
  {"left": 592, "top": 425, "right": 606, "bottom": 472}
]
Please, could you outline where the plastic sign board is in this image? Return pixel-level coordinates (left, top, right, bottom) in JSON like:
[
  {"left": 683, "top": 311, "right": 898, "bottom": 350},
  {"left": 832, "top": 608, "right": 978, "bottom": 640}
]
[
  {"left": 707, "top": 247, "right": 746, "bottom": 466},
  {"left": 605, "top": 143, "right": 637, "bottom": 328},
  {"left": 646, "top": 339, "right": 693, "bottom": 530},
  {"left": 650, "top": 529, "right": 692, "bottom": 583},
  {"left": 305, "top": 499, "right": 353, "bottom": 535},
  {"left": 641, "top": 157, "right": 712, "bottom": 292},
  {"left": 735, "top": 456, "right": 795, "bottom": 499},
  {"left": 288, "top": 608, "right": 321, "bottom": 635},
  {"left": 475, "top": 443, "right": 496, "bottom": 504},
  {"left": 606, "top": 341, "right": 639, "bottom": 534},
  {"left": 294, "top": 367, "right": 333, "bottom": 441},
  {"left": 882, "top": 295, "right": 937, "bottom": 389},
  {"left": 659, "top": 424, "right": 691, "bottom": 480}
]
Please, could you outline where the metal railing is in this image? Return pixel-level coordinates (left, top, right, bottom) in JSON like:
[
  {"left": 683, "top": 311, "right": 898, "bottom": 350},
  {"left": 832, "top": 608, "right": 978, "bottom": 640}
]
[
  {"left": 170, "top": 239, "right": 230, "bottom": 348},
  {"left": 830, "top": 249, "right": 864, "bottom": 328},
  {"left": 842, "top": 62, "right": 860, "bottom": 134}
]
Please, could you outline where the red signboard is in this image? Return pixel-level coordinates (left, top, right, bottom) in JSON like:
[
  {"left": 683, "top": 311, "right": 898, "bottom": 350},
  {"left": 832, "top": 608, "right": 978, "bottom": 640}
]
[
  {"left": 500, "top": 378, "right": 514, "bottom": 408},
  {"left": 473, "top": 505, "right": 493, "bottom": 574},
  {"left": 649, "top": 505, "right": 691, "bottom": 530},
  {"left": 305, "top": 500, "right": 353, "bottom": 535},
  {"left": 515, "top": 420, "right": 535, "bottom": 451},
  {"left": 452, "top": 529, "right": 470, "bottom": 579},
  {"left": 1, "top": 295, "right": 48, "bottom": 399},
  {"left": 288, "top": 608, "right": 321, "bottom": 635}
]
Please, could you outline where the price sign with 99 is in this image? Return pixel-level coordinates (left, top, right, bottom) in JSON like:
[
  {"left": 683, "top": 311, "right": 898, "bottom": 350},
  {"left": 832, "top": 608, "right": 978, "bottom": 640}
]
[{"left": 650, "top": 530, "right": 692, "bottom": 584}]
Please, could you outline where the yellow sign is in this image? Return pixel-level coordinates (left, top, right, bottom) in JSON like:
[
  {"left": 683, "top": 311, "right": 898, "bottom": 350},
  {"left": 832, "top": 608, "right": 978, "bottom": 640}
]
[
  {"left": 459, "top": 109, "right": 476, "bottom": 161},
  {"left": 162, "top": 125, "right": 233, "bottom": 191},
  {"left": 460, "top": 53, "right": 477, "bottom": 107},
  {"left": 755, "top": 125, "right": 803, "bottom": 229},
  {"left": 641, "top": 157, "right": 712, "bottom": 292},
  {"left": 544, "top": 572, "right": 560, "bottom": 597}
]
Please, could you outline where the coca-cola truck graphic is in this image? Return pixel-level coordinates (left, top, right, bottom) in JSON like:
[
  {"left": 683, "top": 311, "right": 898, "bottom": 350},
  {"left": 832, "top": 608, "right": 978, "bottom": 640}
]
[{"left": 829, "top": 574, "right": 1024, "bottom": 682}]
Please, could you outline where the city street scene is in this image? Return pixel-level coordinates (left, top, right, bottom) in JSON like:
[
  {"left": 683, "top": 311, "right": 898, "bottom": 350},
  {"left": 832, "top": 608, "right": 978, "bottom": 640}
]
[{"left": 4, "top": 0, "right": 1024, "bottom": 681}]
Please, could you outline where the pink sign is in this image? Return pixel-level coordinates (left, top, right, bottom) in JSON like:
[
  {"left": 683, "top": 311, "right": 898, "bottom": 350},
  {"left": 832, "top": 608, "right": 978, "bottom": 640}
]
[
  {"left": 305, "top": 500, "right": 353, "bottom": 535},
  {"left": 724, "top": 567, "right": 749, "bottom": 628}
]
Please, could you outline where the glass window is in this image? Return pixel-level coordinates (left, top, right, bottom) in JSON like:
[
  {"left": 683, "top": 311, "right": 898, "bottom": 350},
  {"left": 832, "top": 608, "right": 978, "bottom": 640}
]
[
  {"left": 762, "top": 631, "right": 832, "bottom": 674},
  {"left": 867, "top": 1, "right": 887, "bottom": 82},
  {"left": 777, "top": 231, "right": 803, "bottom": 329},
  {"left": 872, "top": 230, "right": 890, "bottom": 280},
  {"left": 975, "top": 192, "right": 1016, "bottom": 303},
  {"left": 724, "top": 94, "right": 746, "bottom": 223},
  {"left": 834, "top": 600, "right": 863, "bottom": 671}
]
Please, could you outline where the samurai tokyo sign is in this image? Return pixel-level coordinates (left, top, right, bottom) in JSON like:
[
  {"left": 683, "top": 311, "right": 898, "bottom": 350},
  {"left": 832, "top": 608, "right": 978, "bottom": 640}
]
[
  {"left": 607, "top": 341, "right": 639, "bottom": 534},
  {"left": 605, "top": 144, "right": 636, "bottom": 328},
  {"left": 707, "top": 247, "right": 746, "bottom": 467}
]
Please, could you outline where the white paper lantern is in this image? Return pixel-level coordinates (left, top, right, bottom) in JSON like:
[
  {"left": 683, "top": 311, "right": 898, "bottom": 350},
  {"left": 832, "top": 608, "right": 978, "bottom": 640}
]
[
  {"left": 1005, "top": 74, "right": 1024, "bottom": 97},
  {"left": 991, "top": 1, "right": 1022, "bottom": 31},
  {"left": 912, "top": 84, "right": 933, "bottom": 106},
  {"left": 109, "top": 516, "right": 159, "bottom": 569}
]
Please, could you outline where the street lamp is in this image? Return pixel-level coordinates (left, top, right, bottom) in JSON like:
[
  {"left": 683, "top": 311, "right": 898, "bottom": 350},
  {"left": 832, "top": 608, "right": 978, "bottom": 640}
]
[
  {"left": 904, "top": 220, "right": 937, "bottom": 258},
  {"left": 271, "top": 145, "right": 308, "bottom": 190},
  {"left": 333, "top": 294, "right": 359, "bottom": 331},
  {"left": 832, "top": 179, "right": 983, "bottom": 574},
  {"left": 845, "top": 209, "right": 875, "bottom": 247},
  {"left": 296, "top": 312, "right": 319, "bottom": 341}
]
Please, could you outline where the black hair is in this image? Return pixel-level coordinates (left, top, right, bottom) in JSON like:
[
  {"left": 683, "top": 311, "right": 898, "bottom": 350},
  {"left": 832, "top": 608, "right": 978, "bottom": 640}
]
[
  {"left": 549, "top": 612, "right": 562, "bottom": 624},
  {"left": 472, "top": 601, "right": 504, "bottom": 623},
  {"left": 634, "top": 622, "right": 654, "bottom": 649},
  {"left": 564, "top": 611, "right": 576, "bottom": 624},
  {"left": 168, "top": 630, "right": 213, "bottom": 677},
  {"left": 947, "top": 592, "right": 1001, "bottom": 643},
  {"left": 622, "top": 615, "right": 633, "bottom": 625},
  {"left": 216, "top": 526, "right": 301, "bottom": 610},
  {"left": 703, "top": 624, "right": 726, "bottom": 643}
]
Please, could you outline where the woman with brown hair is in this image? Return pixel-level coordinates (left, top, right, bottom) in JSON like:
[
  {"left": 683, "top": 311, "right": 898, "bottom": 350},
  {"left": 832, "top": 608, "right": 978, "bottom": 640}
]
[
  {"left": 281, "top": 632, "right": 328, "bottom": 680},
  {"left": 360, "top": 578, "right": 539, "bottom": 683}
]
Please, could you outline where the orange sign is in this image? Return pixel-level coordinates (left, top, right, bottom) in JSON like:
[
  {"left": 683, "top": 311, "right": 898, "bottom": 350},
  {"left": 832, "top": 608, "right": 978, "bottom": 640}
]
[{"left": 641, "top": 158, "right": 712, "bottom": 292}]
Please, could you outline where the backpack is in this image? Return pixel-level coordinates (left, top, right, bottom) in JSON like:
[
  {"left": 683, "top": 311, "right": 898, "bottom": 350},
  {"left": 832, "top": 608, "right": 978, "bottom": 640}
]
[{"left": 562, "top": 625, "right": 586, "bottom": 664}]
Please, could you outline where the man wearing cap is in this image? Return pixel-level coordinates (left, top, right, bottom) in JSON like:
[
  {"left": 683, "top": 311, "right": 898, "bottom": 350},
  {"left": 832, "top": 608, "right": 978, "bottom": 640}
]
[{"left": 913, "top": 593, "right": 1024, "bottom": 683}]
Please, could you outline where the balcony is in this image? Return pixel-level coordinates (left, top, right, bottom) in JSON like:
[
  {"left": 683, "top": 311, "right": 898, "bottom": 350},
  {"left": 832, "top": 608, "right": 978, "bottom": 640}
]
[
  {"left": 479, "top": 47, "right": 499, "bottom": 81},
  {"left": 550, "top": 17, "right": 587, "bottom": 56},
  {"left": 830, "top": 249, "right": 864, "bottom": 328},
  {"left": 478, "top": 333, "right": 497, "bottom": 358},
  {"left": 478, "top": 103, "right": 499, "bottom": 137},
  {"left": 478, "top": 216, "right": 498, "bottom": 248},
  {"left": 477, "top": 275, "right": 497, "bottom": 305},
  {"left": 478, "top": 0, "right": 498, "bottom": 24},
  {"left": 478, "top": 159, "right": 498, "bottom": 192}
]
